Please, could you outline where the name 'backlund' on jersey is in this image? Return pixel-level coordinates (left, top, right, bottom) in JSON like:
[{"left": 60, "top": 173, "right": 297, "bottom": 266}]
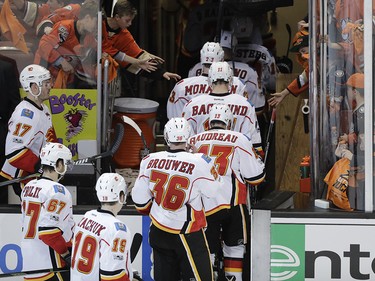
[
  {"left": 191, "top": 103, "right": 248, "bottom": 116},
  {"left": 184, "top": 83, "right": 239, "bottom": 96},
  {"left": 189, "top": 131, "right": 239, "bottom": 145}
]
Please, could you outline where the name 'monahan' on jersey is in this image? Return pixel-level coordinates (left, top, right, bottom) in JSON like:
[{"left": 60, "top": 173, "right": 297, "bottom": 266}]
[{"left": 167, "top": 75, "right": 247, "bottom": 119}]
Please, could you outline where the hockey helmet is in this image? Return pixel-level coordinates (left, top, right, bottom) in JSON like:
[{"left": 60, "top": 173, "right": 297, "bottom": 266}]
[
  {"left": 40, "top": 142, "right": 73, "bottom": 175},
  {"left": 164, "top": 118, "right": 191, "bottom": 146},
  {"left": 200, "top": 42, "right": 224, "bottom": 65},
  {"left": 95, "top": 173, "right": 127, "bottom": 203},
  {"left": 220, "top": 30, "right": 238, "bottom": 50},
  {"left": 20, "top": 64, "right": 51, "bottom": 93},
  {"left": 208, "top": 61, "right": 233, "bottom": 85},
  {"left": 231, "top": 17, "right": 253, "bottom": 39},
  {"left": 209, "top": 103, "right": 234, "bottom": 129}
]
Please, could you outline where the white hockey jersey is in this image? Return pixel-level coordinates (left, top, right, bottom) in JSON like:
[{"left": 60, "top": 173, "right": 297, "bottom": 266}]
[
  {"left": 71, "top": 209, "right": 133, "bottom": 281},
  {"left": 188, "top": 61, "right": 265, "bottom": 110},
  {"left": 234, "top": 43, "right": 277, "bottom": 93},
  {"left": 167, "top": 75, "right": 246, "bottom": 119},
  {"left": 132, "top": 151, "right": 224, "bottom": 234},
  {"left": 182, "top": 93, "right": 262, "bottom": 151},
  {"left": 1, "top": 98, "right": 56, "bottom": 180},
  {"left": 188, "top": 129, "right": 265, "bottom": 214},
  {"left": 21, "top": 178, "right": 74, "bottom": 279}
]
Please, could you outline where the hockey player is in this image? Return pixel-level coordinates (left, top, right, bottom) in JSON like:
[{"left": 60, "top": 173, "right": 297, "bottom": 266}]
[
  {"left": 132, "top": 117, "right": 223, "bottom": 281},
  {"left": 71, "top": 173, "right": 133, "bottom": 281},
  {"left": 0, "top": 64, "right": 57, "bottom": 198},
  {"left": 233, "top": 30, "right": 277, "bottom": 97},
  {"left": 21, "top": 142, "right": 74, "bottom": 281},
  {"left": 167, "top": 42, "right": 246, "bottom": 119},
  {"left": 182, "top": 61, "right": 263, "bottom": 157},
  {"left": 220, "top": 30, "right": 264, "bottom": 114},
  {"left": 187, "top": 33, "right": 262, "bottom": 113},
  {"left": 188, "top": 104, "right": 265, "bottom": 280}
]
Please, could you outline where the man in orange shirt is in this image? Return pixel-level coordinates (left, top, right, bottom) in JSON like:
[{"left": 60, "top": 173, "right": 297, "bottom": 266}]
[
  {"left": 33, "top": 1, "right": 98, "bottom": 88},
  {"left": 34, "top": 1, "right": 156, "bottom": 88},
  {"left": 268, "top": 30, "right": 309, "bottom": 107}
]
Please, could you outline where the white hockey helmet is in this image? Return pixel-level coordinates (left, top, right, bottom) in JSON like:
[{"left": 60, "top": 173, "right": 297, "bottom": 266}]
[
  {"left": 164, "top": 118, "right": 191, "bottom": 146},
  {"left": 96, "top": 173, "right": 127, "bottom": 203},
  {"left": 220, "top": 30, "right": 238, "bottom": 50},
  {"left": 209, "top": 103, "right": 234, "bottom": 129},
  {"left": 208, "top": 61, "right": 233, "bottom": 85},
  {"left": 20, "top": 64, "right": 51, "bottom": 96},
  {"left": 200, "top": 42, "right": 224, "bottom": 65},
  {"left": 231, "top": 17, "right": 253, "bottom": 39},
  {"left": 40, "top": 142, "right": 73, "bottom": 175}
]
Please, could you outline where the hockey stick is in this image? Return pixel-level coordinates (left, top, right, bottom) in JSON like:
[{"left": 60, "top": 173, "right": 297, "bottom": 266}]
[
  {"left": 214, "top": 0, "right": 225, "bottom": 42},
  {"left": 74, "top": 122, "right": 124, "bottom": 165},
  {"left": 130, "top": 232, "right": 143, "bottom": 262},
  {"left": 247, "top": 109, "right": 276, "bottom": 210},
  {"left": 0, "top": 231, "right": 142, "bottom": 278},
  {"left": 0, "top": 123, "right": 125, "bottom": 187},
  {"left": 264, "top": 108, "right": 276, "bottom": 165},
  {"left": 0, "top": 267, "right": 68, "bottom": 278},
  {"left": 121, "top": 116, "right": 150, "bottom": 156},
  {"left": 0, "top": 172, "right": 41, "bottom": 187}
]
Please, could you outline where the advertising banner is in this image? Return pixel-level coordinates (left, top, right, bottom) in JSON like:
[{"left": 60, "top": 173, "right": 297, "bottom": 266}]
[{"left": 271, "top": 221, "right": 375, "bottom": 281}]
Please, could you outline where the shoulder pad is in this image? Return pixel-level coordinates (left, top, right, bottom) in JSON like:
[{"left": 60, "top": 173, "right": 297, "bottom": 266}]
[
  {"left": 115, "top": 222, "right": 127, "bottom": 232},
  {"left": 21, "top": 109, "right": 34, "bottom": 119},
  {"left": 53, "top": 184, "right": 65, "bottom": 195},
  {"left": 201, "top": 154, "right": 212, "bottom": 163}
]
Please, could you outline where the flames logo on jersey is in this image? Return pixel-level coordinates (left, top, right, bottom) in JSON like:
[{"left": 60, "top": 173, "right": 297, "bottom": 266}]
[
  {"left": 64, "top": 108, "right": 88, "bottom": 141},
  {"left": 46, "top": 127, "right": 57, "bottom": 142}
]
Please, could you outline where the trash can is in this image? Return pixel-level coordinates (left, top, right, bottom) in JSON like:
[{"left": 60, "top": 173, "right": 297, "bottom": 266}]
[{"left": 112, "top": 97, "right": 159, "bottom": 168}]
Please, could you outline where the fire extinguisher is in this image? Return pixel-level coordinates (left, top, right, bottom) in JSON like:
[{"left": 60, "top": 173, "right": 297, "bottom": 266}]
[{"left": 299, "top": 155, "right": 311, "bottom": 192}]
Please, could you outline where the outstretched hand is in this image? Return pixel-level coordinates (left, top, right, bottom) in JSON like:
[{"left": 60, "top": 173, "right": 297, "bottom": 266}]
[
  {"left": 268, "top": 90, "right": 289, "bottom": 108},
  {"left": 149, "top": 54, "right": 165, "bottom": 64},
  {"left": 137, "top": 59, "right": 158, "bottom": 73},
  {"left": 163, "top": 72, "right": 181, "bottom": 81}
]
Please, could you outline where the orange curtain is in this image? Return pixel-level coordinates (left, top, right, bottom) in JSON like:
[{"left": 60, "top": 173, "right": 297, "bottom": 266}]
[{"left": 0, "top": 0, "right": 28, "bottom": 53}]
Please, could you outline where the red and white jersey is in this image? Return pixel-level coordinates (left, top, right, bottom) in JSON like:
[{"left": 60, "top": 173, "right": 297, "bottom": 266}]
[
  {"left": 188, "top": 129, "right": 265, "bottom": 214},
  {"left": 188, "top": 61, "right": 263, "bottom": 109},
  {"left": 21, "top": 178, "right": 74, "bottom": 279},
  {"left": 167, "top": 75, "right": 246, "bottom": 119},
  {"left": 132, "top": 150, "right": 223, "bottom": 234},
  {"left": 71, "top": 209, "right": 133, "bottom": 281},
  {"left": 1, "top": 98, "right": 56, "bottom": 180},
  {"left": 182, "top": 93, "right": 262, "bottom": 151},
  {"left": 234, "top": 43, "right": 277, "bottom": 93}
]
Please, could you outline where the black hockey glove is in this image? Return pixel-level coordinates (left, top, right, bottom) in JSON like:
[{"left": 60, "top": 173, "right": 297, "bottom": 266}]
[{"left": 61, "top": 250, "right": 72, "bottom": 268}]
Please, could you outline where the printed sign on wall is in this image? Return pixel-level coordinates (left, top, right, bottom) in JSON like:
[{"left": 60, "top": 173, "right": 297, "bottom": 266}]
[{"left": 21, "top": 89, "right": 97, "bottom": 159}]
